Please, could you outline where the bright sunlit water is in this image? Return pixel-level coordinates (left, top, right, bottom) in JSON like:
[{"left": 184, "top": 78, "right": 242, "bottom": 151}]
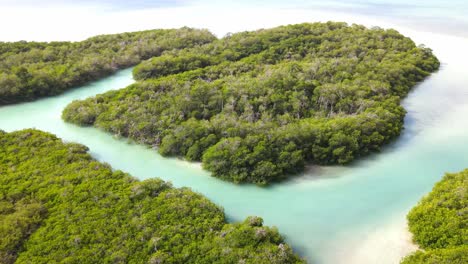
[{"left": 1, "top": 1, "right": 468, "bottom": 263}]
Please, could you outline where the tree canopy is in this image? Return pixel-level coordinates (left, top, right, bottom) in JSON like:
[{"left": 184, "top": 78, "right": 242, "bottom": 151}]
[
  {"left": 0, "top": 27, "right": 215, "bottom": 105},
  {"left": 401, "top": 170, "right": 467, "bottom": 264},
  {"left": 0, "top": 129, "right": 304, "bottom": 264},
  {"left": 61, "top": 22, "right": 440, "bottom": 184}
]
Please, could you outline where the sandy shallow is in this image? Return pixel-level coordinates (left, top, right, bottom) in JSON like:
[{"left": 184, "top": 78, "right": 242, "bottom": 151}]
[{"left": 325, "top": 215, "right": 420, "bottom": 264}]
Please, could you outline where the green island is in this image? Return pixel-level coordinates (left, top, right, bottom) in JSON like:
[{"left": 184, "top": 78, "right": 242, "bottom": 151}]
[
  {"left": 0, "top": 28, "right": 215, "bottom": 105},
  {"left": 61, "top": 22, "right": 440, "bottom": 184},
  {"left": 402, "top": 170, "right": 467, "bottom": 264},
  {"left": 0, "top": 129, "right": 304, "bottom": 264}
]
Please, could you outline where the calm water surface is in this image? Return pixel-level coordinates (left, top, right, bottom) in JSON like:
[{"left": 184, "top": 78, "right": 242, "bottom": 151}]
[{"left": 1, "top": 2, "right": 468, "bottom": 263}]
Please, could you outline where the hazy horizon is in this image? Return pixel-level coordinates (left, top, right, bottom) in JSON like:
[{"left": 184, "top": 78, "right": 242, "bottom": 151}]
[{"left": 0, "top": 0, "right": 467, "bottom": 42}]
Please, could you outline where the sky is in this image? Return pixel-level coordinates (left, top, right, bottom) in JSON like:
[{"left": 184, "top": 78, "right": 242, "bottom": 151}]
[
  {"left": 0, "top": 0, "right": 188, "bottom": 9},
  {"left": 0, "top": 0, "right": 467, "bottom": 41}
]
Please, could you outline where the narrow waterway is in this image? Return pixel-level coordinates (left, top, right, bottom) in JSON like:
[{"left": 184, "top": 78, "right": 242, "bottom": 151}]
[{"left": 1, "top": 8, "right": 468, "bottom": 264}]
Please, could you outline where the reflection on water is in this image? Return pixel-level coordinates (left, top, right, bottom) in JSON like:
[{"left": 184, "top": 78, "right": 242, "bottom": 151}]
[{"left": 1, "top": 3, "right": 468, "bottom": 263}]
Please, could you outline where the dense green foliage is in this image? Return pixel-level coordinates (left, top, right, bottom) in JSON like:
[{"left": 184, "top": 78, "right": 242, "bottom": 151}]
[
  {"left": 0, "top": 28, "right": 215, "bottom": 105},
  {"left": 401, "top": 170, "right": 467, "bottom": 264},
  {"left": 62, "top": 22, "right": 440, "bottom": 184},
  {"left": 0, "top": 129, "right": 304, "bottom": 264}
]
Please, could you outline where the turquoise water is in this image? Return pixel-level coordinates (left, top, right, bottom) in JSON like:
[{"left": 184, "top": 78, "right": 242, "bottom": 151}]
[{"left": 2, "top": 3, "right": 468, "bottom": 264}]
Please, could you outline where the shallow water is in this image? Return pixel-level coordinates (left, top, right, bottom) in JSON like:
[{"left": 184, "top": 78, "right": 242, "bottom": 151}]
[{"left": 1, "top": 3, "right": 468, "bottom": 264}]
